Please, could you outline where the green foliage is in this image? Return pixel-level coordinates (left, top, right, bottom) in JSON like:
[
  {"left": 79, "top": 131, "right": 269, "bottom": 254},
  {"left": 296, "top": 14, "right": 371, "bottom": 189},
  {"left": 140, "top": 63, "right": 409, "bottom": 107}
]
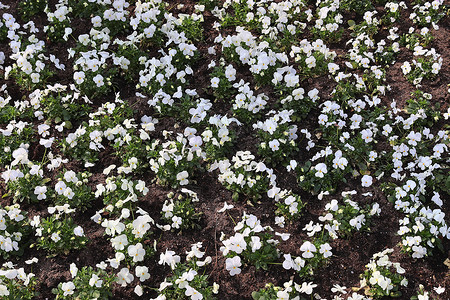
[
  {"left": 278, "top": 91, "right": 315, "bottom": 122},
  {"left": 295, "top": 160, "right": 349, "bottom": 195},
  {"left": 221, "top": 0, "right": 258, "bottom": 29},
  {"left": 161, "top": 190, "right": 202, "bottom": 232},
  {"left": 0, "top": 22, "right": 8, "bottom": 41},
  {"left": 0, "top": 126, "right": 34, "bottom": 166},
  {"left": 157, "top": 257, "right": 216, "bottom": 300},
  {"left": 257, "top": 125, "right": 299, "bottom": 166},
  {"left": 5, "top": 166, "right": 48, "bottom": 204},
  {"left": 360, "top": 249, "right": 407, "bottom": 299},
  {"left": 52, "top": 171, "right": 93, "bottom": 211},
  {"left": 0, "top": 267, "right": 39, "bottom": 299},
  {"left": 399, "top": 31, "right": 434, "bottom": 49},
  {"left": 177, "top": 15, "right": 204, "bottom": 42},
  {"left": 325, "top": 196, "right": 377, "bottom": 238},
  {"left": 46, "top": 18, "right": 71, "bottom": 43},
  {"left": 40, "top": 92, "right": 91, "bottom": 124},
  {"left": 9, "top": 59, "right": 55, "bottom": 92},
  {"left": 214, "top": 151, "right": 271, "bottom": 202},
  {"left": 406, "top": 90, "right": 440, "bottom": 128},
  {"left": 340, "top": 0, "right": 373, "bottom": 14},
  {"left": 53, "top": 266, "right": 116, "bottom": 300},
  {"left": 114, "top": 45, "right": 147, "bottom": 82},
  {"left": 19, "top": 0, "right": 46, "bottom": 21},
  {"left": 274, "top": 191, "right": 305, "bottom": 222},
  {"left": 61, "top": 100, "right": 134, "bottom": 163},
  {"left": 0, "top": 205, "right": 33, "bottom": 259},
  {"left": 33, "top": 210, "right": 88, "bottom": 255},
  {"left": 210, "top": 65, "right": 236, "bottom": 101},
  {"left": 148, "top": 135, "right": 204, "bottom": 188},
  {"left": 222, "top": 214, "right": 279, "bottom": 271},
  {"left": 68, "top": 0, "right": 103, "bottom": 18}
]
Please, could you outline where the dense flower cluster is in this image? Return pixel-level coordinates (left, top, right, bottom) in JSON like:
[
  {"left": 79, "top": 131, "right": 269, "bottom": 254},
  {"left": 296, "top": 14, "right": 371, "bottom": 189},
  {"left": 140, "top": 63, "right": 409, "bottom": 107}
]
[{"left": 0, "top": 0, "right": 448, "bottom": 298}]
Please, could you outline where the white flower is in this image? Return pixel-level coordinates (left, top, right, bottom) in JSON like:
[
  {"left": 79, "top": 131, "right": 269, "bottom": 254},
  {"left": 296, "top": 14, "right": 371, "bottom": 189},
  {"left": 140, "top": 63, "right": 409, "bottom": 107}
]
[
  {"left": 39, "top": 137, "right": 54, "bottom": 148},
  {"left": 361, "top": 129, "right": 373, "bottom": 143},
  {"left": 305, "top": 56, "right": 316, "bottom": 68},
  {"left": 93, "top": 74, "right": 104, "bottom": 87},
  {"left": 361, "top": 175, "right": 373, "bottom": 187},
  {"left": 418, "top": 291, "right": 429, "bottom": 300},
  {"left": 269, "top": 139, "right": 280, "bottom": 151},
  {"left": 111, "top": 234, "right": 129, "bottom": 250},
  {"left": 229, "top": 233, "right": 247, "bottom": 254},
  {"left": 25, "top": 257, "right": 38, "bottom": 265},
  {"left": 128, "top": 243, "right": 146, "bottom": 262},
  {"left": 136, "top": 266, "right": 150, "bottom": 282},
  {"left": 320, "top": 243, "right": 333, "bottom": 258},
  {"left": 225, "top": 256, "right": 241, "bottom": 276},
  {"left": 331, "top": 284, "right": 347, "bottom": 294},
  {"left": 134, "top": 285, "right": 143, "bottom": 296},
  {"left": 314, "top": 163, "right": 327, "bottom": 178},
  {"left": 34, "top": 186, "right": 47, "bottom": 200},
  {"left": 176, "top": 171, "right": 189, "bottom": 185},
  {"left": 70, "top": 263, "right": 78, "bottom": 278},
  {"left": 51, "top": 232, "right": 61, "bottom": 242},
  {"left": 0, "top": 284, "right": 9, "bottom": 296},
  {"left": 73, "top": 226, "right": 84, "bottom": 236},
  {"left": 116, "top": 268, "right": 134, "bottom": 287},
  {"left": 296, "top": 281, "right": 317, "bottom": 294},
  {"left": 91, "top": 16, "right": 102, "bottom": 27},
  {"left": 434, "top": 286, "right": 445, "bottom": 294},
  {"left": 55, "top": 181, "right": 67, "bottom": 195},
  {"left": 11, "top": 147, "right": 28, "bottom": 166},
  {"left": 89, "top": 274, "right": 103, "bottom": 287},
  {"left": 300, "top": 241, "right": 316, "bottom": 258},
  {"left": 61, "top": 281, "right": 75, "bottom": 296},
  {"left": 218, "top": 202, "right": 234, "bottom": 213},
  {"left": 412, "top": 245, "right": 427, "bottom": 258},
  {"left": 211, "top": 77, "right": 220, "bottom": 87},
  {"left": 159, "top": 249, "right": 181, "bottom": 269},
  {"left": 431, "top": 62, "right": 440, "bottom": 74},
  {"left": 282, "top": 254, "right": 299, "bottom": 271},
  {"left": 186, "top": 286, "right": 203, "bottom": 300},
  {"left": 30, "top": 73, "right": 40, "bottom": 83},
  {"left": 74, "top": 71, "right": 85, "bottom": 84},
  {"left": 172, "top": 216, "right": 182, "bottom": 229}
]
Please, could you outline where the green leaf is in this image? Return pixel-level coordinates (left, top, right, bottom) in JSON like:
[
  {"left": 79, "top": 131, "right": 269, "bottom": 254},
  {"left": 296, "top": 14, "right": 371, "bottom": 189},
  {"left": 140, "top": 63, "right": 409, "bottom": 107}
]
[
  {"left": 348, "top": 20, "right": 356, "bottom": 29},
  {"left": 42, "top": 178, "right": 52, "bottom": 184}
]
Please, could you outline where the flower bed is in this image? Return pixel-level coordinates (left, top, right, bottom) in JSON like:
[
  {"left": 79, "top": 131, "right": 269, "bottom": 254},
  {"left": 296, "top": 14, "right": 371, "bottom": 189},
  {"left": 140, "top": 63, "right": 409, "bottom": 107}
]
[{"left": 0, "top": 0, "right": 449, "bottom": 299}]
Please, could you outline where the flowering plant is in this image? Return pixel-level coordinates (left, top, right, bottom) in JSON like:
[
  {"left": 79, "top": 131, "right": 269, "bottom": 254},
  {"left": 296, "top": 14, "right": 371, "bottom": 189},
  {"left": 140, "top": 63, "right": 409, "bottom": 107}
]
[
  {"left": 0, "top": 204, "right": 32, "bottom": 259},
  {"left": 323, "top": 193, "right": 381, "bottom": 239},
  {"left": 210, "top": 151, "right": 274, "bottom": 201},
  {"left": 252, "top": 280, "right": 319, "bottom": 300},
  {"left": 44, "top": 4, "right": 72, "bottom": 42},
  {"left": 4, "top": 163, "right": 49, "bottom": 204},
  {"left": 254, "top": 110, "right": 299, "bottom": 165},
  {"left": 161, "top": 189, "right": 202, "bottom": 232},
  {"left": 52, "top": 170, "right": 93, "bottom": 211},
  {"left": 155, "top": 243, "right": 217, "bottom": 300},
  {"left": 221, "top": 213, "right": 279, "bottom": 272},
  {"left": 360, "top": 248, "right": 408, "bottom": 298},
  {"left": 61, "top": 98, "right": 134, "bottom": 163},
  {"left": 148, "top": 132, "right": 204, "bottom": 188},
  {"left": 0, "top": 264, "right": 38, "bottom": 299},
  {"left": 53, "top": 265, "right": 115, "bottom": 299},
  {"left": 18, "top": 0, "right": 46, "bottom": 21},
  {"left": 31, "top": 205, "right": 88, "bottom": 255}
]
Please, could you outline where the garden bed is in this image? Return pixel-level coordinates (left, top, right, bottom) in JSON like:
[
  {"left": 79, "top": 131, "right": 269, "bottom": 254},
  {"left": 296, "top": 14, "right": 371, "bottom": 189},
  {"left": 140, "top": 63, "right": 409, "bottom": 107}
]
[{"left": 0, "top": 0, "right": 449, "bottom": 299}]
